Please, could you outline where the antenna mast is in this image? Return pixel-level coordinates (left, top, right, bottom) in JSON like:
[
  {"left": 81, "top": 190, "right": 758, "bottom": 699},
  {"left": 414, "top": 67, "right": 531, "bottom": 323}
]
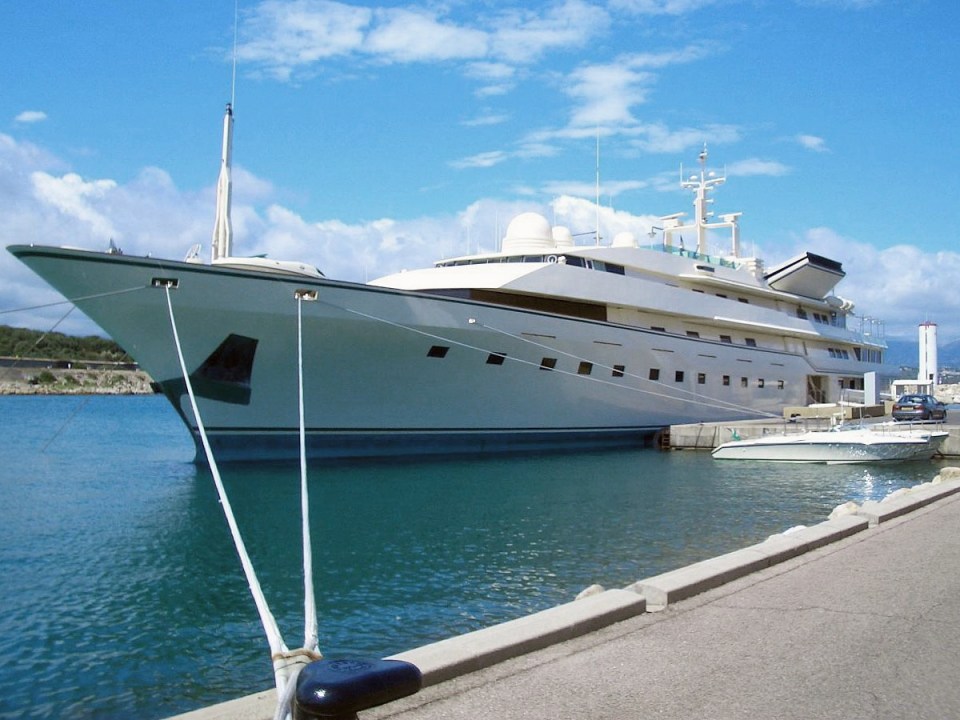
[
  {"left": 211, "top": 2, "right": 239, "bottom": 262},
  {"left": 595, "top": 127, "right": 600, "bottom": 246}
]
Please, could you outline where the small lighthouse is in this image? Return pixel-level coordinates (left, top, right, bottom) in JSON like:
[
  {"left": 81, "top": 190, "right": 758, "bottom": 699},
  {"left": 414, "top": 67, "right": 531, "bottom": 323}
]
[{"left": 919, "top": 321, "right": 938, "bottom": 391}]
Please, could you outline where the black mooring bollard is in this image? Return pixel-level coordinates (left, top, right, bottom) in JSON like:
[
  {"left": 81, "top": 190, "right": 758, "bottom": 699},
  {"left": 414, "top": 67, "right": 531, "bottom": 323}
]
[{"left": 293, "top": 658, "right": 422, "bottom": 720}]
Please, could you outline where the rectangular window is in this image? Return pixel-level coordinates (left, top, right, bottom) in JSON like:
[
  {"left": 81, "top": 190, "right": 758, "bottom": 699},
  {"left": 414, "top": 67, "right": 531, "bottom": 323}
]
[
  {"left": 577, "top": 361, "right": 593, "bottom": 375},
  {"left": 738, "top": 298, "right": 749, "bottom": 304},
  {"left": 722, "top": 375, "right": 730, "bottom": 386},
  {"left": 540, "top": 357, "right": 557, "bottom": 371},
  {"left": 745, "top": 338, "right": 757, "bottom": 347},
  {"left": 686, "top": 331, "right": 700, "bottom": 338},
  {"left": 720, "top": 335, "right": 732, "bottom": 344},
  {"left": 612, "top": 364, "right": 625, "bottom": 378},
  {"left": 649, "top": 368, "right": 660, "bottom": 381},
  {"left": 427, "top": 345, "right": 450, "bottom": 358},
  {"left": 777, "top": 380, "right": 785, "bottom": 390},
  {"left": 758, "top": 379, "right": 765, "bottom": 388},
  {"left": 486, "top": 352, "right": 506, "bottom": 365},
  {"left": 675, "top": 370, "right": 685, "bottom": 383},
  {"left": 697, "top": 373, "right": 706, "bottom": 385},
  {"left": 741, "top": 377, "right": 748, "bottom": 388},
  {"left": 651, "top": 326, "right": 666, "bottom": 332}
]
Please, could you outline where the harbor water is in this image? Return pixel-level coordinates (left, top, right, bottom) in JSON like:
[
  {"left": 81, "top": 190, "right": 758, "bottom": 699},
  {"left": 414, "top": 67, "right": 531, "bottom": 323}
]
[{"left": 0, "top": 395, "right": 950, "bottom": 720}]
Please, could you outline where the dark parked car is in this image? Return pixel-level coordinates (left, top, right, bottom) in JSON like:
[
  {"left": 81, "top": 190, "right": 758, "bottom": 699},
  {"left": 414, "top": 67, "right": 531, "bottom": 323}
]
[{"left": 891, "top": 394, "right": 947, "bottom": 422}]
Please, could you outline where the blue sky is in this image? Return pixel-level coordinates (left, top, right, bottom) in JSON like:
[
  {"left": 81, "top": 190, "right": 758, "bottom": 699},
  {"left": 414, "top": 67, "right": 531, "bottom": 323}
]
[{"left": 1, "top": 0, "right": 958, "bottom": 341}]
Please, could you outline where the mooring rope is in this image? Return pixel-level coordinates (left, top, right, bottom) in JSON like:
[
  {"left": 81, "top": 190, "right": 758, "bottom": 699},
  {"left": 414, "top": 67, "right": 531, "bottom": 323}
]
[
  {"left": 0, "top": 285, "right": 146, "bottom": 316},
  {"left": 164, "top": 283, "right": 324, "bottom": 720},
  {"left": 163, "top": 284, "right": 309, "bottom": 716},
  {"left": 296, "top": 291, "right": 320, "bottom": 654}
]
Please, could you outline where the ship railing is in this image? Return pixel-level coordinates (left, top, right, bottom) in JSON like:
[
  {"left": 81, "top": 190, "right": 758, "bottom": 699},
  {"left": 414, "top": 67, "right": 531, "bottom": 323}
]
[{"left": 639, "top": 243, "right": 740, "bottom": 269}]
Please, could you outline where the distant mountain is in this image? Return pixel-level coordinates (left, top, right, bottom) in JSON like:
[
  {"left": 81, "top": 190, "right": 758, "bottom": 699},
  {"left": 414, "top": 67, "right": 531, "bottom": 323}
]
[{"left": 884, "top": 338, "right": 960, "bottom": 370}]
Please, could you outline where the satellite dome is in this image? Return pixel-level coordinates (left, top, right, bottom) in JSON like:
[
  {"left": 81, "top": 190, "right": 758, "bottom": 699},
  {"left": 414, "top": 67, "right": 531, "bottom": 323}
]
[
  {"left": 502, "top": 212, "right": 555, "bottom": 253},
  {"left": 552, "top": 225, "right": 574, "bottom": 248}
]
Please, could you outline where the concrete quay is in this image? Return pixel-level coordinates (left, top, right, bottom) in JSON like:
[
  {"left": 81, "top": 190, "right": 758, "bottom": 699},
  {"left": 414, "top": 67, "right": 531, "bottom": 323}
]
[{"left": 170, "top": 470, "right": 960, "bottom": 720}]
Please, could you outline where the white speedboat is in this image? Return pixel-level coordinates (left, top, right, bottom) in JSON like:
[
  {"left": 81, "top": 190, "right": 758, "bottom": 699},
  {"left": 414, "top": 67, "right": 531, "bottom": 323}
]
[
  {"left": 712, "top": 426, "right": 948, "bottom": 463},
  {"left": 8, "top": 108, "right": 896, "bottom": 461}
]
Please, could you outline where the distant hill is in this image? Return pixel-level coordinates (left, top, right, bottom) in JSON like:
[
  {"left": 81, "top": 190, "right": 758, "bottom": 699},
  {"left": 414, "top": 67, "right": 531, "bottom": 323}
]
[
  {"left": 884, "top": 337, "right": 960, "bottom": 371},
  {"left": 0, "top": 325, "right": 131, "bottom": 363}
]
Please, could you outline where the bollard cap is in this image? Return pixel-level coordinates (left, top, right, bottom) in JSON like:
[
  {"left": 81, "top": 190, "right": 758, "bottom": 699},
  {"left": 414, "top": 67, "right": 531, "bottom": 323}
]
[{"left": 294, "top": 658, "right": 422, "bottom": 720}]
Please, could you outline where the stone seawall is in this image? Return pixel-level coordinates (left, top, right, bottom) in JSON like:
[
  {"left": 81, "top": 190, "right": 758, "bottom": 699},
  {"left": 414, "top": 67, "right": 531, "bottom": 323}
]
[{"left": 0, "top": 366, "right": 155, "bottom": 395}]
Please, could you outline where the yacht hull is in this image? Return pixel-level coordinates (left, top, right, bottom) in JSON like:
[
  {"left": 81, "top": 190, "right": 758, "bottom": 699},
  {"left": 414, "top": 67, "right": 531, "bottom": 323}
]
[{"left": 712, "top": 429, "right": 947, "bottom": 463}]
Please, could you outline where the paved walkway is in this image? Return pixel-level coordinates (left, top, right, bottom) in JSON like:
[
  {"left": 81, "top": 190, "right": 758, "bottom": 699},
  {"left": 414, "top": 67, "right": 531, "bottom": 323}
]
[{"left": 370, "top": 490, "right": 960, "bottom": 720}]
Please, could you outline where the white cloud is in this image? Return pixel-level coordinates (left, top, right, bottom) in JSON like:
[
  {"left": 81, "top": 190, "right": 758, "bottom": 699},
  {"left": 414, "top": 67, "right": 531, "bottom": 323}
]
[
  {"left": 449, "top": 150, "right": 510, "bottom": 169},
  {"left": 237, "top": 0, "right": 611, "bottom": 81},
  {"left": 490, "top": 0, "right": 611, "bottom": 64},
  {"left": 726, "top": 158, "right": 790, "bottom": 176},
  {"left": 796, "top": 134, "right": 828, "bottom": 152},
  {"left": 629, "top": 122, "right": 741, "bottom": 154},
  {"left": 14, "top": 110, "right": 48, "bottom": 124},
  {"left": 461, "top": 113, "right": 510, "bottom": 127},
  {"left": 609, "top": 0, "right": 720, "bottom": 15},
  {"left": 541, "top": 179, "right": 647, "bottom": 199},
  {"left": 238, "top": 0, "right": 372, "bottom": 80},
  {"left": 364, "top": 7, "right": 488, "bottom": 63},
  {"left": 30, "top": 172, "right": 119, "bottom": 240}
]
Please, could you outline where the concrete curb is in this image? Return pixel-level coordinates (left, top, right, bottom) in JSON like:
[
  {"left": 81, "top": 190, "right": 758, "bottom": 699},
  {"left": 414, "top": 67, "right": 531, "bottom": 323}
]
[
  {"left": 856, "top": 475, "right": 960, "bottom": 526},
  {"left": 625, "top": 514, "right": 869, "bottom": 609},
  {"left": 388, "top": 589, "right": 646, "bottom": 686}
]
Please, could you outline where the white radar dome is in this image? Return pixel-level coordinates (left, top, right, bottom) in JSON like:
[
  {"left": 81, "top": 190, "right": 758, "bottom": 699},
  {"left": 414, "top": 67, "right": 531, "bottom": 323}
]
[
  {"left": 552, "top": 225, "right": 574, "bottom": 248},
  {"left": 502, "top": 212, "right": 555, "bottom": 253},
  {"left": 612, "top": 231, "right": 636, "bottom": 248}
]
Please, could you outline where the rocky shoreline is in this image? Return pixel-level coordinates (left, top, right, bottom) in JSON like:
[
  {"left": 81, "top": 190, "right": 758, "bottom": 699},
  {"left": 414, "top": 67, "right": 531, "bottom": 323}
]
[{"left": 0, "top": 367, "right": 156, "bottom": 395}]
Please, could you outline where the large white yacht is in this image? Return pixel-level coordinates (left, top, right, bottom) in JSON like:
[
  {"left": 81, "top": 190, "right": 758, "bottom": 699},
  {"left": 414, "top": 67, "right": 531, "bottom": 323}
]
[{"left": 9, "top": 109, "right": 893, "bottom": 460}]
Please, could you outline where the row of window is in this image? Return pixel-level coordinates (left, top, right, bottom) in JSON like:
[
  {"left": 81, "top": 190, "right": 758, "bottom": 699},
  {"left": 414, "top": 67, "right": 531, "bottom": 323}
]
[
  {"left": 426, "top": 344, "right": 784, "bottom": 389},
  {"left": 654, "top": 326, "right": 758, "bottom": 347}
]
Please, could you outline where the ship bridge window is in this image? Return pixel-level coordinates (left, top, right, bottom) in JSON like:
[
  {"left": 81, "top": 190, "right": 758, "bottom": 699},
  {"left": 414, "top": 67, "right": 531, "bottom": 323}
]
[
  {"left": 745, "top": 338, "right": 757, "bottom": 347},
  {"left": 486, "top": 352, "right": 506, "bottom": 365},
  {"left": 675, "top": 370, "right": 684, "bottom": 382},
  {"left": 612, "top": 364, "right": 625, "bottom": 377},
  {"left": 596, "top": 261, "right": 625, "bottom": 275},
  {"left": 697, "top": 373, "right": 706, "bottom": 384},
  {"left": 577, "top": 361, "right": 593, "bottom": 375},
  {"left": 427, "top": 345, "right": 450, "bottom": 358},
  {"left": 540, "top": 357, "right": 557, "bottom": 371},
  {"left": 720, "top": 335, "right": 732, "bottom": 344},
  {"left": 686, "top": 331, "right": 700, "bottom": 338},
  {"left": 649, "top": 368, "right": 660, "bottom": 381}
]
